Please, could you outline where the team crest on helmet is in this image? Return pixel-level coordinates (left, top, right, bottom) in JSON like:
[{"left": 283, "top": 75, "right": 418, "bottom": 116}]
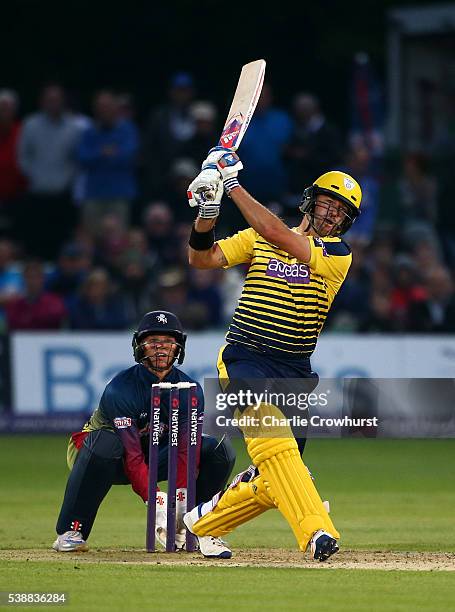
[
  {"left": 343, "top": 177, "right": 355, "bottom": 190},
  {"left": 156, "top": 313, "right": 168, "bottom": 324}
]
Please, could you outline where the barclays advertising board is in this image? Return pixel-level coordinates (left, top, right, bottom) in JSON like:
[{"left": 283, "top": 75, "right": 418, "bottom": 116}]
[{"left": 10, "top": 332, "right": 455, "bottom": 414}]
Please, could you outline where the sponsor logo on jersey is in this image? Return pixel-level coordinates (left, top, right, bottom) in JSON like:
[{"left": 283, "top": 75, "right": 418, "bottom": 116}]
[
  {"left": 114, "top": 417, "right": 132, "bottom": 429},
  {"left": 266, "top": 258, "right": 310, "bottom": 284},
  {"left": 313, "top": 237, "right": 329, "bottom": 257}
]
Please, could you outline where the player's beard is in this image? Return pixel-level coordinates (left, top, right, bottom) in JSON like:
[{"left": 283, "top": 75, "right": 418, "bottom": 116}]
[
  {"left": 313, "top": 217, "right": 338, "bottom": 237},
  {"left": 308, "top": 210, "right": 346, "bottom": 237}
]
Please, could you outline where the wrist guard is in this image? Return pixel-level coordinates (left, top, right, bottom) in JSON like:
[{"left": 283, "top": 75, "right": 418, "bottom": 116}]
[{"left": 189, "top": 224, "right": 215, "bottom": 251}]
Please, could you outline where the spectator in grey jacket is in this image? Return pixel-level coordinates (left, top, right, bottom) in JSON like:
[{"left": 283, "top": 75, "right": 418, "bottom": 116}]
[{"left": 17, "top": 84, "right": 82, "bottom": 259}]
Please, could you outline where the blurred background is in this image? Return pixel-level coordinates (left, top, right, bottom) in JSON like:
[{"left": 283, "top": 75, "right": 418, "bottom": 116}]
[{"left": 0, "top": 1, "right": 454, "bottom": 429}]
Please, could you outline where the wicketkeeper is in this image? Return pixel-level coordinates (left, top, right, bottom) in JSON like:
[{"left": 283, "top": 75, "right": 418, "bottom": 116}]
[
  {"left": 185, "top": 147, "right": 362, "bottom": 561},
  {"left": 53, "top": 310, "right": 235, "bottom": 558}
]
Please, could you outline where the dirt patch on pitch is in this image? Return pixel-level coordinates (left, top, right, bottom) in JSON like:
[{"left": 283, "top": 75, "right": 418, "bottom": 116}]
[{"left": 1, "top": 548, "right": 454, "bottom": 571}]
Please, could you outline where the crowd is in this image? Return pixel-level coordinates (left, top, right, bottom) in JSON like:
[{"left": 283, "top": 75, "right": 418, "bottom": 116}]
[{"left": 0, "top": 75, "right": 454, "bottom": 333}]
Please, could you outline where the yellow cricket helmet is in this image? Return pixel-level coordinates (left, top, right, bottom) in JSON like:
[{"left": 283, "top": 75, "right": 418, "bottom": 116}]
[{"left": 299, "top": 171, "right": 362, "bottom": 236}]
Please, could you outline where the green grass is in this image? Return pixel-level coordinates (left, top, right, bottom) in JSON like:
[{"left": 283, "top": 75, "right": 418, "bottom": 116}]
[
  {"left": 1, "top": 436, "right": 453, "bottom": 551},
  {"left": 0, "top": 436, "right": 454, "bottom": 611},
  {"left": 1, "top": 562, "right": 454, "bottom": 612}
]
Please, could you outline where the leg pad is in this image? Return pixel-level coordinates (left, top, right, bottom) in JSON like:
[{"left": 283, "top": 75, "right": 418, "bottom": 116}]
[
  {"left": 247, "top": 435, "right": 339, "bottom": 551},
  {"left": 192, "top": 475, "right": 274, "bottom": 537}
]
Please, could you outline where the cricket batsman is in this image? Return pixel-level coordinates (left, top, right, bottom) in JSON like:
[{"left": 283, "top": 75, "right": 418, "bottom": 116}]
[
  {"left": 184, "top": 147, "right": 362, "bottom": 561},
  {"left": 52, "top": 310, "right": 235, "bottom": 558}
]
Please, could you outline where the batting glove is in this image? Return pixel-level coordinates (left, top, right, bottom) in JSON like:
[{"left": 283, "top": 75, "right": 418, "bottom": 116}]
[
  {"left": 202, "top": 146, "right": 242, "bottom": 195},
  {"left": 187, "top": 168, "right": 224, "bottom": 219}
]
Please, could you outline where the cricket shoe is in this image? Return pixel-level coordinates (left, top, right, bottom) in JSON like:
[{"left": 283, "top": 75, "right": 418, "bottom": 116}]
[
  {"left": 183, "top": 505, "right": 232, "bottom": 559},
  {"left": 52, "top": 531, "right": 88, "bottom": 552},
  {"left": 310, "top": 530, "right": 339, "bottom": 562}
]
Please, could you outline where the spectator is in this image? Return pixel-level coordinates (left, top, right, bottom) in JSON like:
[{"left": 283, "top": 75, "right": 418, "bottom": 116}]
[
  {"left": 407, "top": 267, "right": 455, "bottom": 332},
  {"left": 143, "top": 72, "right": 196, "bottom": 198},
  {"left": 239, "top": 83, "right": 292, "bottom": 202},
  {"left": 0, "top": 239, "right": 23, "bottom": 299},
  {"left": 126, "top": 227, "right": 149, "bottom": 258},
  {"left": 327, "top": 244, "right": 370, "bottom": 330},
  {"left": 343, "top": 144, "right": 379, "bottom": 246},
  {"left": 5, "top": 260, "right": 67, "bottom": 330},
  {"left": 93, "top": 213, "right": 129, "bottom": 271},
  {"left": 0, "top": 90, "right": 26, "bottom": 234},
  {"left": 286, "top": 93, "right": 343, "bottom": 197},
  {"left": 411, "top": 240, "right": 441, "bottom": 271},
  {"left": 117, "top": 92, "right": 136, "bottom": 121},
  {"left": 68, "top": 268, "right": 128, "bottom": 330},
  {"left": 364, "top": 234, "right": 395, "bottom": 279},
  {"left": 166, "top": 158, "right": 198, "bottom": 221},
  {"left": 187, "top": 268, "right": 223, "bottom": 328},
  {"left": 78, "top": 90, "right": 139, "bottom": 236},
  {"left": 142, "top": 201, "right": 178, "bottom": 267},
  {"left": 174, "top": 221, "right": 194, "bottom": 267},
  {"left": 118, "top": 252, "right": 154, "bottom": 325},
  {"left": 17, "top": 84, "right": 82, "bottom": 259},
  {"left": 0, "top": 239, "right": 24, "bottom": 331},
  {"left": 400, "top": 152, "right": 438, "bottom": 226},
  {"left": 154, "top": 267, "right": 206, "bottom": 330},
  {"left": 120, "top": 227, "right": 157, "bottom": 279},
  {"left": 182, "top": 101, "right": 218, "bottom": 165},
  {"left": 433, "top": 100, "right": 455, "bottom": 265},
  {"left": 45, "top": 242, "right": 92, "bottom": 308},
  {"left": 389, "top": 256, "right": 426, "bottom": 330},
  {"left": 360, "top": 290, "right": 395, "bottom": 332}
]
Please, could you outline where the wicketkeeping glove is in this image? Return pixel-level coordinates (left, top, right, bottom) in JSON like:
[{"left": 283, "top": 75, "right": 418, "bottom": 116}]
[
  {"left": 175, "top": 487, "right": 187, "bottom": 551},
  {"left": 155, "top": 490, "right": 168, "bottom": 548},
  {"left": 153, "top": 489, "right": 188, "bottom": 550}
]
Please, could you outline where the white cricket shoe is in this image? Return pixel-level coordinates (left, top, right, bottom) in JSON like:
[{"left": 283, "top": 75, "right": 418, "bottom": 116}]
[
  {"left": 183, "top": 505, "right": 232, "bottom": 559},
  {"left": 52, "top": 531, "right": 88, "bottom": 552}
]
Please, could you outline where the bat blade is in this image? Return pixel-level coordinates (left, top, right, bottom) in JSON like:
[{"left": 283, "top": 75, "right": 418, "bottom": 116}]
[{"left": 219, "top": 59, "right": 266, "bottom": 151}]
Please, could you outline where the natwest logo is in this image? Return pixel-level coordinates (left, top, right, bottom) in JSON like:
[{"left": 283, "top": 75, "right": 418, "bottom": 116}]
[
  {"left": 114, "top": 417, "right": 132, "bottom": 429},
  {"left": 266, "top": 258, "right": 310, "bottom": 284}
]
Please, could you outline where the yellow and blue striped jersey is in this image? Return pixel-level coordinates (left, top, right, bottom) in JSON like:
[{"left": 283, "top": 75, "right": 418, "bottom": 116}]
[{"left": 217, "top": 228, "right": 351, "bottom": 357}]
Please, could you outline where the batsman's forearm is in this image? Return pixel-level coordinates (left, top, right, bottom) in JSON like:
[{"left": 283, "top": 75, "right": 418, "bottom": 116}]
[
  {"left": 194, "top": 217, "right": 217, "bottom": 232},
  {"left": 188, "top": 216, "right": 224, "bottom": 269},
  {"left": 230, "top": 186, "right": 287, "bottom": 242},
  {"left": 230, "top": 185, "right": 311, "bottom": 261}
]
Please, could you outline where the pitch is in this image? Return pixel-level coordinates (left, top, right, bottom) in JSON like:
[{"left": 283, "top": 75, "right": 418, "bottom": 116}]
[{"left": 1, "top": 436, "right": 454, "bottom": 610}]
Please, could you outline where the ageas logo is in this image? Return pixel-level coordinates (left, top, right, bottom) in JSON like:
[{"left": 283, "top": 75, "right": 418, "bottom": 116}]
[{"left": 266, "top": 258, "right": 310, "bottom": 284}]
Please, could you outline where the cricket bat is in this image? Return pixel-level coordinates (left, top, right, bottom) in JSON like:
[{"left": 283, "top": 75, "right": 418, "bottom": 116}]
[
  {"left": 188, "top": 59, "right": 266, "bottom": 208},
  {"left": 218, "top": 59, "right": 266, "bottom": 150}
]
